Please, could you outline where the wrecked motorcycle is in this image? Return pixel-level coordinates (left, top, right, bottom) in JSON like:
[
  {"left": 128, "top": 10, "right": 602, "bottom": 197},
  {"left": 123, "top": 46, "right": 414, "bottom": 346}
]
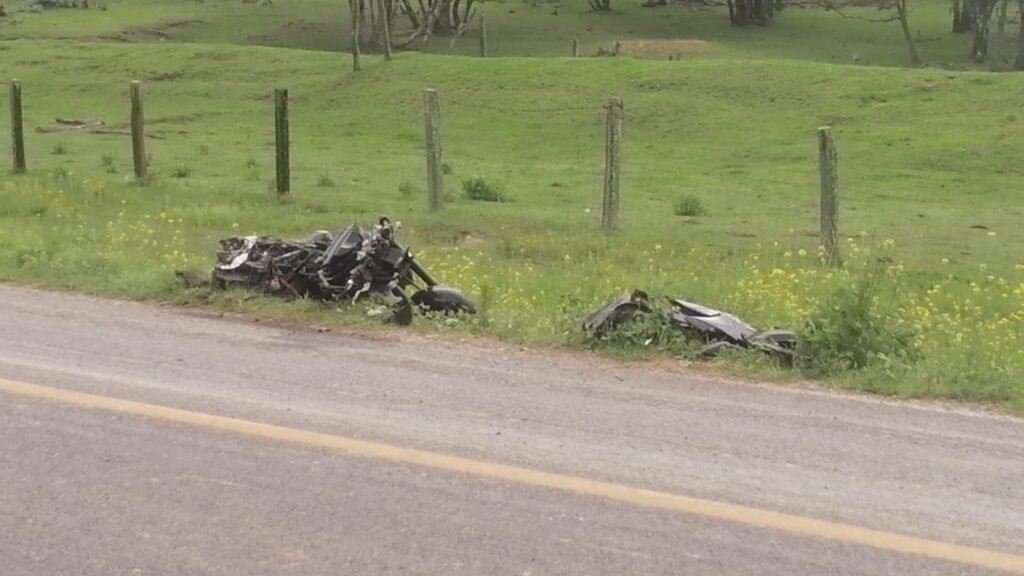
[
  {"left": 583, "top": 290, "right": 798, "bottom": 361},
  {"left": 211, "top": 217, "right": 475, "bottom": 323}
]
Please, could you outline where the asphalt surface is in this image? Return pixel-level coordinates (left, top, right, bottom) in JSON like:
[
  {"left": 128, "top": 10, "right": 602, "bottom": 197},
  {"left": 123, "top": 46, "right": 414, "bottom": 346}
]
[{"left": 1, "top": 285, "right": 1023, "bottom": 575}]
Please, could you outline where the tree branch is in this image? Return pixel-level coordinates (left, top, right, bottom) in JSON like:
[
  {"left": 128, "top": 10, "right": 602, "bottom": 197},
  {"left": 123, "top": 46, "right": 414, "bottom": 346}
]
[{"left": 815, "top": 0, "right": 900, "bottom": 22}]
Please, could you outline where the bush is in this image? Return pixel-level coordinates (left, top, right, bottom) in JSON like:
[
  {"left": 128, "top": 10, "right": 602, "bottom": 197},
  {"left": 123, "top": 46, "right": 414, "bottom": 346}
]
[
  {"left": 316, "top": 173, "right": 336, "bottom": 188},
  {"left": 798, "top": 261, "right": 917, "bottom": 376},
  {"left": 98, "top": 154, "right": 118, "bottom": 174},
  {"left": 244, "top": 159, "right": 260, "bottom": 181},
  {"left": 673, "top": 193, "right": 706, "bottom": 217},
  {"left": 171, "top": 164, "right": 192, "bottom": 179},
  {"left": 461, "top": 175, "right": 509, "bottom": 203}
]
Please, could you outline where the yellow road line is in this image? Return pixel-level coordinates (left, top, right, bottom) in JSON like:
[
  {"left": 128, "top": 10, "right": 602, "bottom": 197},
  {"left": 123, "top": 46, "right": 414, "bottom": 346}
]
[{"left": 2, "top": 377, "right": 1023, "bottom": 574}]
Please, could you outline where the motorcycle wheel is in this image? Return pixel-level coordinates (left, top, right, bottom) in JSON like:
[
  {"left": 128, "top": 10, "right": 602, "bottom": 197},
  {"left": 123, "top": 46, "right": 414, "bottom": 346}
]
[{"left": 411, "top": 286, "right": 477, "bottom": 315}]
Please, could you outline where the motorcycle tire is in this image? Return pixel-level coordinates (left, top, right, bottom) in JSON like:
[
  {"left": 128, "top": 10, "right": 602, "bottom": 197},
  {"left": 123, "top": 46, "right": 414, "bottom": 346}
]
[{"left": 411, "top": 286, "right": 477, "bottom": 315}]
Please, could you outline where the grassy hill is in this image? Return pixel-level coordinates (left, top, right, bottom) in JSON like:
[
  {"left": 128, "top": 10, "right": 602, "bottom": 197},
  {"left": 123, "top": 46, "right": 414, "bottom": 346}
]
[
  {"left": 1, "top": 0, "right": 1023, "bottom": 409},
  {"left": 1, "top": 0, "right": 1021, "bottom": 67},
  {"left": 2, "top": 39, "right": 1021, "bottom": 263}
]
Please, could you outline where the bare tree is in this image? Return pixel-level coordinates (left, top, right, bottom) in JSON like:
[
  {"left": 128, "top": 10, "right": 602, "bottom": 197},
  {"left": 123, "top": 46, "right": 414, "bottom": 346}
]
[
  {"left": 378, "top": 0, "right": 394, "bottom": 56},
  {"left": 349, "top": 0, "right": 361, "bottom": 70},
  {"left": 952, "top": 0, "right": 976, "bottom": 32},
  {"left": 1016, "top": 0, "right": 1024, "bottom": 69},
  {"left": 968, "top": 0, "right": 1001, "bottom": 60},
  {"left": 893, "top": 0, "right": 920, "bottom": 64},
  {"left": 819, "top": 0, "right": 919, "bottom": 65},
  {"left": 393, "top": 0, "right": 478, "bottom": 48},
  {"left": 367, "top": 0, "right": 396, "bottom": 47},
  {"left": 949, "top": 0, "right": 1007, "bottom": 61},
  {"left": 727, "top": 0, "right": 778, "bottom": 25}
]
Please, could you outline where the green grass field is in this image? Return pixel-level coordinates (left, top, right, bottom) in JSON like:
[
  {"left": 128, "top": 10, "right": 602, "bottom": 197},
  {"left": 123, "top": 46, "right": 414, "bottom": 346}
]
[{"left": 1, "top": 0, "right": 1023, "bottom": 410}]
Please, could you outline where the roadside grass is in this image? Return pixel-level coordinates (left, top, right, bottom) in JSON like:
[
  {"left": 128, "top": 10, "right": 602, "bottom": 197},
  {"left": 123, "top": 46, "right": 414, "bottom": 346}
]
[
  {"left": 2, "top": 174, "right": 1022, "bottom": 410},
  {"left": 1, "top": 40, "right": 1023, "bottom": 410},
  {"left": 1, "top": 0, "right": 1021, "bottom": 68}
]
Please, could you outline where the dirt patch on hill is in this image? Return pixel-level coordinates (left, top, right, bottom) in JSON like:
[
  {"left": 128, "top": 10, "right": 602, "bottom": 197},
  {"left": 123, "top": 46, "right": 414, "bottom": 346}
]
[
  {"left": 598, "top": 39, "right": 716, "bottom": 59},
  {"left": 90, "top": 19, "right": 203, "bottom": 42}
]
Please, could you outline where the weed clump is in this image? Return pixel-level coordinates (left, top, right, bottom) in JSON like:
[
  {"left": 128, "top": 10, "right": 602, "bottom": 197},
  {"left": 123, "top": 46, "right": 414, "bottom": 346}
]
[
  {"left": 316, "top": 173, "right": 336, "bottom": 188},
  {"left": 398, "top": 182, "right": 416, "bottom": 198},
  {"left": 461, "top": 176, "right": 509, "bottom": 203},
  {"left": 243, "top": 160, "right": 260, "bottom": 181},
  {"left": 100, "top": 154, "right": 119, "bottom": 174},
  {"left": 798, "top": 261, "right": 916, "bottom": 376},
  {"left": 673, "top": 193, "right": 706, "bottom": 217}
]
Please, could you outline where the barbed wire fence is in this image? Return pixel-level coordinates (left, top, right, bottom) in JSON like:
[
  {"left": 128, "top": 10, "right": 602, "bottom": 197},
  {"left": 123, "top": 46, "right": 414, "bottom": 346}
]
[
  {"left": 4, "top": 77, "right": 840, "bottom": 263},
  {"left": 415, "top": 90, "right": 624, "bottom": 230}
]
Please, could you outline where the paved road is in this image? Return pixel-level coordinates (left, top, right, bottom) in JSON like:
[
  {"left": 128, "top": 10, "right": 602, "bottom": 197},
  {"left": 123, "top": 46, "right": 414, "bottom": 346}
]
[{"left": 1, "top": 285, "right": 1023, "bottom": 575}]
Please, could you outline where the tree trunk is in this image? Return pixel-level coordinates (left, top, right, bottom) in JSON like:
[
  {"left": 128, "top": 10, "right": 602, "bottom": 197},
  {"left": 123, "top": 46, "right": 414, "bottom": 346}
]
[
  {"left": 380, "top": 0, "right": 393, "bottom": 57},
  {"left": 349, "top": 0, "right": 361, "bottom": 70},
  {"left": 1016, "top": 0, "right": 1024, "bottom": 69},
  {"left": 368, "top": 0, "right": 379, "bottom": 44},
  {"left": 952, "top": 0, "right": 975, "bottom": 32},
  {"left": 401, "top": 0, "right": 419, "bottom": 28},
  {"left": 972, "top": 20, "right": 990, "bottom": 60},
  {"left": 896, "top": 0, "right": 921, "bottom": 65},
  {"left": 396, "top": 0, "right": 476, "bottom": 38},
  {"left": 729, "top": 0, "right": 774, "bottom": 25},
  {"left": 997, "top": 0, "right": 1008, "bottom": 34},
  {"left": 359, "top": 0, "right": 369, "bottom": 44},
  {"left": 970, "top": 0, "right": 999, "bottom": 61},
  {"left": 733, "top": 0, "right": 746, "bottom": 24}
]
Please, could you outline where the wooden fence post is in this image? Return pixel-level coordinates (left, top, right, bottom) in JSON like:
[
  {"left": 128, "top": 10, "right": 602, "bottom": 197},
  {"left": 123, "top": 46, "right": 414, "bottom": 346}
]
[
  {"left": 572, "top": 37, "right": 580, "bottom": 57},
  {"left": 818, "top": 126, "right": 840, "bottom": 266},
  {"left": 275, "top": 89, "right": 290, "bottom": 197},
  {"left": 10, "top": 80, "right": 26, "bottom": 174},
  {"left": 602, "top": 98, "right": 623, "bottom": 231},
  {"left": 380, "top": 0, "right": 392, "bottom": 60},
  {"left": 479, "top": 12, "right": 488, "bottom": 57},
  {"left": 350, "top": 0, "right": 362, "bottom": 71},
  {"left": 130, "top": 80, "right": 147, "bottom": 179},
  {"left": 423, "top": 88, "right": 444, "bottom": 211}
]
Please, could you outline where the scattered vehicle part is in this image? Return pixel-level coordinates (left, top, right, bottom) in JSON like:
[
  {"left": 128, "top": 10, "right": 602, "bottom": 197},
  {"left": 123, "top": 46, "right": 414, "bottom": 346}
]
[{"left": 583, "top": 289, "right": 797, "bottom": 360}]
